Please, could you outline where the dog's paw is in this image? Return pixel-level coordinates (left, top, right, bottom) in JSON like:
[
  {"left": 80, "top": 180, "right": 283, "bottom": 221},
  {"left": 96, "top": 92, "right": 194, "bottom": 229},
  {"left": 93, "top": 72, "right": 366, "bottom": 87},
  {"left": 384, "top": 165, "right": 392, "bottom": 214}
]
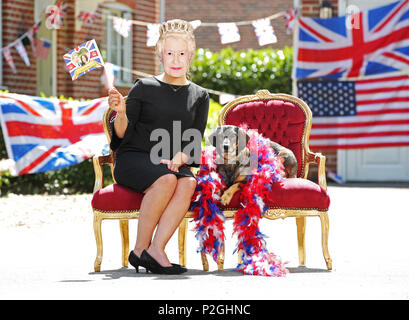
[{"left": 221, "top": 191, "right": 233, "bottom": 206}]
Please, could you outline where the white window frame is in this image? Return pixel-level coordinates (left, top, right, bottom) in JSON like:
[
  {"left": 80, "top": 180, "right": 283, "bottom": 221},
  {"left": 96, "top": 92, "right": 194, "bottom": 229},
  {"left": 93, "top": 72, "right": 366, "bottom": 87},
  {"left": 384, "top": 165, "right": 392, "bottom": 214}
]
[{"left": 103, "top": 3, "right": 133, "bottom": 86}]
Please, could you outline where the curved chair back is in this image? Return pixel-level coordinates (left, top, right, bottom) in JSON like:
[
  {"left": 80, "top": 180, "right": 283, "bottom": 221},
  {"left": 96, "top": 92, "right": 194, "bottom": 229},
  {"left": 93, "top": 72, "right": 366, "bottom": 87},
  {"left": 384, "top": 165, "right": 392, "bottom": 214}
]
[{"left": 218, "top": 90, "right": 313, "bottom": 178}]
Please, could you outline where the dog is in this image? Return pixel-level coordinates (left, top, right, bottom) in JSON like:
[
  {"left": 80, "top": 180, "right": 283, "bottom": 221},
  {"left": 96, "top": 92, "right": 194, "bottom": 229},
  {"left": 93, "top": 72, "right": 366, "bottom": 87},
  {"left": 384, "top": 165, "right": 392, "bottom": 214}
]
[{"left": 208, "top": 125, "right": 298, "bottom": 205}]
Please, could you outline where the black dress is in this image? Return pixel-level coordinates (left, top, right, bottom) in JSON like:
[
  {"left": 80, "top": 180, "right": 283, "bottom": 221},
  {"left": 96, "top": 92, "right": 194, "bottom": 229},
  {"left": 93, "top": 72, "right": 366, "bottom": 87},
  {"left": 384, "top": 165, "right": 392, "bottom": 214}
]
[{"left": 110, "top": 76, "right": 209, "bottom": 193}]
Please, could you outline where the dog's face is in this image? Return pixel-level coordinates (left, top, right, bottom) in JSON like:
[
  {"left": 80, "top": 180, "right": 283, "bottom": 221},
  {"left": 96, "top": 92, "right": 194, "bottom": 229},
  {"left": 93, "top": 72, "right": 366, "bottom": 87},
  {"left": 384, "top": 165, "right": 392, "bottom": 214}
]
[{"left": 208, "top": 125, "right": 250, "bottom": 162}]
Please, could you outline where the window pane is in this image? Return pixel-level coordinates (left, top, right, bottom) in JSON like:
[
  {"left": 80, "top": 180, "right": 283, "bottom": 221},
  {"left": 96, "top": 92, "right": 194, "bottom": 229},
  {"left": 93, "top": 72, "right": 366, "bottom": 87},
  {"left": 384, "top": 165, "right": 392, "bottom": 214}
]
[{"left": 106, "top": 9, "right": 133, "bottom": 84}]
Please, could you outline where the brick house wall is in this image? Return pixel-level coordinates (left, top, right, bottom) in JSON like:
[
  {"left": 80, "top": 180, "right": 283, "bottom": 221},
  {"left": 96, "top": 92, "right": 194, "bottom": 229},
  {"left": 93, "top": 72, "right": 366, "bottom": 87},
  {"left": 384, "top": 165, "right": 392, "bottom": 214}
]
[
  {"left": 1, "top": 0, "right": 161, "bottom": 99},
  {"left": 300, "top": 0, "right": 339, "bottom": 179},
  {"left": 2, "top": 0, "right": 37, "bottom": 95},
  {"left": 165, "top": 0, "right": 294, "bottom": 51}
]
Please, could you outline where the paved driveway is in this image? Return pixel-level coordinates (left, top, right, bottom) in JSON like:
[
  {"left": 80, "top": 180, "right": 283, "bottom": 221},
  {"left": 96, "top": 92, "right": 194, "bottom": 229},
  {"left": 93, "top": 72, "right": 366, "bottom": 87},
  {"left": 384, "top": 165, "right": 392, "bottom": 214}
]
[{"left": 0, "top": 183, "right": 408, "bottom": 300}]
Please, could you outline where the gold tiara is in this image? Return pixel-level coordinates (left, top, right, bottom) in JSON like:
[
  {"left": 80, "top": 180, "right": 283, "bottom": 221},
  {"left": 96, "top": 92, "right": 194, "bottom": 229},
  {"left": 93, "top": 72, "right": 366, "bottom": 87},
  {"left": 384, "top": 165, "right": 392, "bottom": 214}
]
[{"left": 159, "top": 19, "right": 194, "bottom": 37}]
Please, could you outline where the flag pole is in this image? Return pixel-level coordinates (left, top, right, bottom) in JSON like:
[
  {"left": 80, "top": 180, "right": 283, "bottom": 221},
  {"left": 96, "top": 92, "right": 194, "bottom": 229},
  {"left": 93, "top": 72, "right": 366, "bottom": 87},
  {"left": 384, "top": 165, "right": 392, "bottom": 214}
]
[{"left": 292, "top": 5, "right": 300, "bottom": 97}]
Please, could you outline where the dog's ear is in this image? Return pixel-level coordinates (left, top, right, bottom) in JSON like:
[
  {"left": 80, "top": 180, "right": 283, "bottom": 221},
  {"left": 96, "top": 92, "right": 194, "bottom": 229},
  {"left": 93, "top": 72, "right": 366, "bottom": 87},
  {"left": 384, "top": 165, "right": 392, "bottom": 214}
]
[{"left": 237, "top": 127, "right": 250, "bottom": 149}]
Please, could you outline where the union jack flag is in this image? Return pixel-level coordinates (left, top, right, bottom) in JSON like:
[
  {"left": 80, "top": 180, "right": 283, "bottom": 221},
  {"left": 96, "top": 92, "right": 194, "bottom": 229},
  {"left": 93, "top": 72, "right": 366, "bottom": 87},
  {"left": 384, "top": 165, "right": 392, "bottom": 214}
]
[
  {"left": 0, "top": 93, "right": 109, "bottom": 175},
  {"left": 294, "top": 0, "right": 409, "bottom": 79},
  {"left": 63, "top": 39, "right": 104, "bottom": 81}
]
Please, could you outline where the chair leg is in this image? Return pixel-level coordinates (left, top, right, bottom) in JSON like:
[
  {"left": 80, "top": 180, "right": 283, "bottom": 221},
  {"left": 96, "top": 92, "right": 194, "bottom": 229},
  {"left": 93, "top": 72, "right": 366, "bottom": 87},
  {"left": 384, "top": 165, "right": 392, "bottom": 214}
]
[
  {"left": 93, "top": 214, "right": 103, "bottom": 272},
  {"left": 217, "top": 243, "right": 225, "bottom": 271},
  {"left": 201, "top": 252, "right": 209, "bottom": 271},
  {"left": 178, "top": 219, "right": 188, "bottom": 267},
  {"left": 237, "top": 249, "right": 243, "bottom": 266},
  {"left": 319, "top": 213, "right": 333, "bottom": 270},
  {"left": 120, "top": 220, "right": 129, "bottom": 268},
  {"left": 296, "top": 217, "right": 306, "bottom": 266}
]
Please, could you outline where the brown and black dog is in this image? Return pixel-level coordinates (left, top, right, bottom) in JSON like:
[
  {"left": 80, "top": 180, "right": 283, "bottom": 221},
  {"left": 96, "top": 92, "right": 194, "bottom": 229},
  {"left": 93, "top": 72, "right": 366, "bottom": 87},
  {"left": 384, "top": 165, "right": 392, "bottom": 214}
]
[{"left": 208, "top": 125, "right": 297, "bottom": 205}]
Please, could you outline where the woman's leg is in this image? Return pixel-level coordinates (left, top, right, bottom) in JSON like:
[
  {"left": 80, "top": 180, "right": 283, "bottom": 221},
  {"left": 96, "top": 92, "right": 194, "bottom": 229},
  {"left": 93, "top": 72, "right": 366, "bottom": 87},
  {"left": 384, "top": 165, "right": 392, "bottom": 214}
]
[
  {"left": 147, "top": 177, "right": 197, "bottom": 266},
  {"left": 133, "top": 174, "right": 178, "bottom": 257}
]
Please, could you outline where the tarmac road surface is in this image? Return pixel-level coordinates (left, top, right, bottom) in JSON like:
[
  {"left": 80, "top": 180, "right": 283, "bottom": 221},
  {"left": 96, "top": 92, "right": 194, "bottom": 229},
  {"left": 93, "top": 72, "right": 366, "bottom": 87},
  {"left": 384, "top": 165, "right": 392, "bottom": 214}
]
[{"left": 0, "top": 183, "right": 408, "bottom": 300}]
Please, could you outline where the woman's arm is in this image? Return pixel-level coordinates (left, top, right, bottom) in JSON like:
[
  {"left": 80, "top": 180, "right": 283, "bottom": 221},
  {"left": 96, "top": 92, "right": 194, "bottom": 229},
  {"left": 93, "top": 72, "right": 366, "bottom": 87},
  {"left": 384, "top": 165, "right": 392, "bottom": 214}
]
[
  {"left": 108, "top": 80, "right": 142, "bottom": 152},
  {"left": 108, "top": 87, "right": 127, "bottom": 138}
]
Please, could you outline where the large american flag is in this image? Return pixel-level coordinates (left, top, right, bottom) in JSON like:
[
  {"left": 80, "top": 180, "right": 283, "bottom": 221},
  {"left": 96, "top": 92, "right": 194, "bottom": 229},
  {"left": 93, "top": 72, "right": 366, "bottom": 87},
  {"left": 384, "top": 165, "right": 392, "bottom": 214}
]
[
  {"left": 297, "top": 75, "right": 409, "bottom": 149},
  {"left": 0, "top": 93, "right": 108, "bottom": 175},
  {"left": 294, "top": 0, "right": 409, "bottom": 79}
]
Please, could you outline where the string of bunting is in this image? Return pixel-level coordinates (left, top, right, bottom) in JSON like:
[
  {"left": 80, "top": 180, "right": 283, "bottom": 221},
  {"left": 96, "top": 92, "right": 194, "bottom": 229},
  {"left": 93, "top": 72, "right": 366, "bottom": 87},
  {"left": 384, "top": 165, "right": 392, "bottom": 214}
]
[
  {"left": 1, "top": 0, "right": 298, "bottom": 101},
  {"left": 45, "top": 1, "right": 299, "bottom": 46}
]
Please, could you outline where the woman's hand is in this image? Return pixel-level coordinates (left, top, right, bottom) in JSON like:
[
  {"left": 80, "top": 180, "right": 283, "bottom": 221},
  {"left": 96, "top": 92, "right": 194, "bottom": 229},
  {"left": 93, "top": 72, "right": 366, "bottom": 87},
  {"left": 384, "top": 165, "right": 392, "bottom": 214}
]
[
  {"left": 108, "top": 87, "right": 126, "bottom": 114},
  {"left": 160, "top": 152, "right": 189, "bottom": 172}
]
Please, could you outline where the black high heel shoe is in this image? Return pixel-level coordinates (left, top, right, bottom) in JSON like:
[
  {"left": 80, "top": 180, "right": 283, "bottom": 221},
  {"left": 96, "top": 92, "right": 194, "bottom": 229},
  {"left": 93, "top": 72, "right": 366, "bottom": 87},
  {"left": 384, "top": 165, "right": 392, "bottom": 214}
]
[
  {"left": 128, "top": 251, "right": 144, "bottom": 273},
  {"left": 141, "top": 250, "right": 187, "bottom": 275}
]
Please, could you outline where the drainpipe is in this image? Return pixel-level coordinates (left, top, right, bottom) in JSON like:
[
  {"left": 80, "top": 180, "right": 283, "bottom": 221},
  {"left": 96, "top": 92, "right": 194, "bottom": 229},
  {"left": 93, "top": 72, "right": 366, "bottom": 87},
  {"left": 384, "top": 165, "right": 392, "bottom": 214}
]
[
  {"left": 0, "top": 0, "right": 3, "bottom": 89},
  {"left": 160, "top": 0, "right": 165, "bottom": 23},
  {"left": 159, "top": 0, "right": 165, "bottom": 73}
]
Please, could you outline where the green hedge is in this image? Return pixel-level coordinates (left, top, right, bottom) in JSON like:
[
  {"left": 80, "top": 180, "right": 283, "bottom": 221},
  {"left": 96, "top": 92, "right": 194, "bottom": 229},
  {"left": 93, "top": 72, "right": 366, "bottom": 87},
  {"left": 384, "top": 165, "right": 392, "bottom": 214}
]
[
  {"left": 0, "top": 46, "right": 293, "bottom": 195},
  {"left": 190, "top": 46, "right": 293, "bottom": 97}
]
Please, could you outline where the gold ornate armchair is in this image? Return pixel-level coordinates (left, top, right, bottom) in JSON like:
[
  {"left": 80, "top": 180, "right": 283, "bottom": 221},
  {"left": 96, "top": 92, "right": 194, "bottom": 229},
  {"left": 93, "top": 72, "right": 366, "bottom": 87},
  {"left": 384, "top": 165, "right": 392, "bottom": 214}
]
[
  {"left": 90, "top": 107, "right": 140, "bottom": 272},
  {"left": 178, "top": 90, "right": 332, "bottom": 271}
]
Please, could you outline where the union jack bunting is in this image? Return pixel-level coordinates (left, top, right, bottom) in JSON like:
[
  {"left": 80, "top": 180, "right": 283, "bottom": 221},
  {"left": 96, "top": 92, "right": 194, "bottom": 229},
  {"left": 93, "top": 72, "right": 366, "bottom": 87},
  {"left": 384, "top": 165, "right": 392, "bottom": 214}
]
[
  {"left": 26, "top": 21, "right": 42, "bottom": 55},
  {"left": 14, "top": 39, "right": 30, "bottom": 67},
  {"left": 63, "top": 39, "right": 104, "bottom": 81},
  {"left": 294, "top": 0, "right": 409, "bottom": 79},
  {"left": 284, "top": 8, "right": 298, "bottom": 34},
  {"left": 45, "top": 0, "right": 68, "bottom": 29},
  {"left": 113, "top": 17, "right": 132, "bottom": 38},
  {"left": 217, "top": 23, "right": 240, "bottom": 44},
  {"left": 252, "top": 18, "right": 277, "bottom": 46},
  {"left": 146, "top": 23, "right": 160, "bottom": 47},
  {"left": 0, "top": 93, "right": 109, "bottom": 175},
  {"left": 77, "top": 10, "right": 97, "bottom": 24},
  {"left": 1, "top": 47, "right": 17, "bottom": 74}
]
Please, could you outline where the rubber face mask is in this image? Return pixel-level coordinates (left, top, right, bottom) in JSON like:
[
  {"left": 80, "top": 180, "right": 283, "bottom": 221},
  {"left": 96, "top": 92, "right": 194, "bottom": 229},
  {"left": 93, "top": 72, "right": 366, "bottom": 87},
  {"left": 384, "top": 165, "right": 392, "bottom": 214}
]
[{"left": 161, "top": 36, "right": 191, "bottom": 78}]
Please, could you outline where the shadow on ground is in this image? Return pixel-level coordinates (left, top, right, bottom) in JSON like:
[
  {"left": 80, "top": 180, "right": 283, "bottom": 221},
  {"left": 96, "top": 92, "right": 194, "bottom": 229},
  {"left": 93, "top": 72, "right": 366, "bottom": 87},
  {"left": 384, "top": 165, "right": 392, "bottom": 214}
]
[{"left": 59, "top": 265, "right": 330, "bottom": 283}]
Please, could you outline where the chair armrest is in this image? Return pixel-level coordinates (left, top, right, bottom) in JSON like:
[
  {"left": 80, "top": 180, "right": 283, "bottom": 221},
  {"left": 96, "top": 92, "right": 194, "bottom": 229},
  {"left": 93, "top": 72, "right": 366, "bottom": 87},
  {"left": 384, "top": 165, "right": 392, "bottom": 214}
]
[
  {"left": 307, "top": 151, "right": 327, "bottom": 191},
  {"left": 92, "top": 154, "right": 114, "bottom": 193}
]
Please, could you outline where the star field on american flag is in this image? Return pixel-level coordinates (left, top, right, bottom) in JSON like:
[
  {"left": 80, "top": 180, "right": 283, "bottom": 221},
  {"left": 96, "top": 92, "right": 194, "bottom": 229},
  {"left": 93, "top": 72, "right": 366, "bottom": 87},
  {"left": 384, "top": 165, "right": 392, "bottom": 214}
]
[{"left": 297, "top": 81, "right": 357, "bottom": 117}]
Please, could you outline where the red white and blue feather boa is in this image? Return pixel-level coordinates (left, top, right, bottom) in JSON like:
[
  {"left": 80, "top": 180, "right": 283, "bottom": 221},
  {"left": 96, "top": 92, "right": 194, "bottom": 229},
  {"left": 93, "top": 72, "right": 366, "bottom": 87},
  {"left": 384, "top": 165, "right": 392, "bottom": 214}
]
[{"left": 190, "top": 128, "right": 289, "bottom": 277}]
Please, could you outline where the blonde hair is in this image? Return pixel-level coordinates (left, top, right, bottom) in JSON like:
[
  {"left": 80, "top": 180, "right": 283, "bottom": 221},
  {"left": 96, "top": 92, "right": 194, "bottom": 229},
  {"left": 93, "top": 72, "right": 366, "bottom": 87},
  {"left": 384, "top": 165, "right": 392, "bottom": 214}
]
[{"left": 155, "top": 19, "right": 196, "bottom": 60}]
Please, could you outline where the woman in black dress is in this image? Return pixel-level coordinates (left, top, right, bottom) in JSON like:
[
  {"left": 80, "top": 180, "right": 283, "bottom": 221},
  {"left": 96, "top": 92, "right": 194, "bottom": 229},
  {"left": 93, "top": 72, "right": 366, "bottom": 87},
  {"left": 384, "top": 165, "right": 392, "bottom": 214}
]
[{"left": 108, "top": 19, "right": 209, "bottom": 274}]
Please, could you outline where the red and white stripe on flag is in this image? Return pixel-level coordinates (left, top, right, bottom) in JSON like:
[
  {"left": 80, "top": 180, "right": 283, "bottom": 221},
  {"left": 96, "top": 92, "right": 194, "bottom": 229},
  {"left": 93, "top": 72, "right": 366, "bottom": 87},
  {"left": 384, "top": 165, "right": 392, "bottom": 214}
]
[{"left": 308, "top": 75, "right": 409, "bottom": 149}]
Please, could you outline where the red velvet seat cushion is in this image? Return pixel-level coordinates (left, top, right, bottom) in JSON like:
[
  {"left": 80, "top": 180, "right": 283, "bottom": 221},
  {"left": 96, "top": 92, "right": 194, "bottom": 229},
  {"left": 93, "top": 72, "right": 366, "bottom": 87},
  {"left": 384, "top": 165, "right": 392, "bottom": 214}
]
[
  {"left": 92, "top": 179, "right": 329, "bottom": 213},
  {"left": 91, "top": 183, "right": 144, "bottom": 211},
  {"left": 219, "top": 178, "right": 330, "bottom": 211}
]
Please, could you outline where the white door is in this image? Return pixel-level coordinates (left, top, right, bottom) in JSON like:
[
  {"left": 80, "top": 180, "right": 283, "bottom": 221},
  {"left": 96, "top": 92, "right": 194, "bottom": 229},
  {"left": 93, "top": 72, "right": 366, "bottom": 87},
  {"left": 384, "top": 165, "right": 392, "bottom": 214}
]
[
  {"left": 339, "top": 147, "right": 409, "bottom": 181},
  {"left": 338, "top": 0, "right": 409, "bottom": 182}
]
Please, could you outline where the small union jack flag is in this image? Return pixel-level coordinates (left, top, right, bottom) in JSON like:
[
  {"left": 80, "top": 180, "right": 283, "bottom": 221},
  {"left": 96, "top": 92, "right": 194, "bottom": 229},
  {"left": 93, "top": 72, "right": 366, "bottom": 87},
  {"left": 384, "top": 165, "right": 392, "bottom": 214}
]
[
  {"left": 45, "top": 0, "right": 68, "bottom": 29},
  {"left": 0, "top": 93, "right": 109, "bottom": 175},
  {"left": 63, "top": 39, "right": 104, "bottom": 81}
]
